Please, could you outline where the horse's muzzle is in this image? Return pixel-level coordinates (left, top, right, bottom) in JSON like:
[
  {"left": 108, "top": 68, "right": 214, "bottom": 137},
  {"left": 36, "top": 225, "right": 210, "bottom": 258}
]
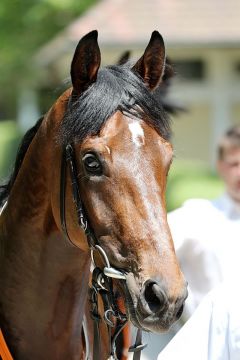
[{"left": 125, "top": 276, "right": 188, "bottom": 332}]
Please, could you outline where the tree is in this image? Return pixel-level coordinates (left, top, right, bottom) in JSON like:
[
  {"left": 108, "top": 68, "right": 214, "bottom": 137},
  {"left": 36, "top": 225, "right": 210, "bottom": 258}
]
[{"left": 0, "top": 0, "right": 97, "bottom": 119}]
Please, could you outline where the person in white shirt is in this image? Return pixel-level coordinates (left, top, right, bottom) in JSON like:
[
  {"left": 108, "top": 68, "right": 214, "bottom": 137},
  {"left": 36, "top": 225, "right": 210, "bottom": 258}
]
[
  {"left": 168, "top": 124, "right": 240, "bottom": 318},
  {"left": 142, "top": 126, "right": 240, "bottom": 360},
  {"left": 157, "top": 281, "right": 240, "bottom": 360},
  {"left": 152, "top": 125, "right": 240, "bottom": 360}
]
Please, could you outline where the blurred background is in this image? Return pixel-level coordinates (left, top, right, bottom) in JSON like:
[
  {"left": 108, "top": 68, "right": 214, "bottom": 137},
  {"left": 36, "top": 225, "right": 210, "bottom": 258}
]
[{"left": 1, "top": 0, "right": 240, "bottom": 211}]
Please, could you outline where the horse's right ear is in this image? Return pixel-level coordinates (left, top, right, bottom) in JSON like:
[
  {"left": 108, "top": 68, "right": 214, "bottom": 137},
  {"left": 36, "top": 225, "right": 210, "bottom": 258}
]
[
  {"left": 132, "top": 31, "right": 166, "bottom": 91},
  {"left": 70, "top": 30, "right": 101, "bottom": 95}
]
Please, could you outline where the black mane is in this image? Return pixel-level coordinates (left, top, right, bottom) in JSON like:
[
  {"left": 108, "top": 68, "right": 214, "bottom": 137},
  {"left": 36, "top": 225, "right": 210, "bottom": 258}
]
[
  {"left": 0, "top": 117, "right": 44, "bottom": 207},
  {"left": 0, "top": 64, "right": 172, "bottom": 207},
  {"left": 59, "top": 64, "right": 171, "bottom": 145}
]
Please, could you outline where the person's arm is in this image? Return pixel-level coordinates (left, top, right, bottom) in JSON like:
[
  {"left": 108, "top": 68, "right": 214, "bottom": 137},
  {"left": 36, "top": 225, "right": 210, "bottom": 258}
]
[
  {"left": 158, "top": 283, "right": 240, "bottom": 360},
  {"left": 168, "top": 201, "right": 221, "bottom": 317}
]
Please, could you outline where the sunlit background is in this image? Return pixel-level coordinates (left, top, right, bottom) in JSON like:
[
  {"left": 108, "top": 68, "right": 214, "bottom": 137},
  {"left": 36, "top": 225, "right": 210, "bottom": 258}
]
[{"left": 1, "top": 0, "right": 240, "bottom": 212}]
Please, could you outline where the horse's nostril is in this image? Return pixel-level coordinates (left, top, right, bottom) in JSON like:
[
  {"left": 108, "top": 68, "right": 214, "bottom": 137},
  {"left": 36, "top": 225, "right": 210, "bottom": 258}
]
[{"left": 144, "top": 281, "right": 166, "bottom": 313}]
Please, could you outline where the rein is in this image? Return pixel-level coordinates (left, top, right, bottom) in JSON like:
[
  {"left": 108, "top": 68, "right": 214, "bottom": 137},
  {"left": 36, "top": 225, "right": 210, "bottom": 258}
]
[{"left": 60, "top": 144, "right": 147, "bottom": 360}]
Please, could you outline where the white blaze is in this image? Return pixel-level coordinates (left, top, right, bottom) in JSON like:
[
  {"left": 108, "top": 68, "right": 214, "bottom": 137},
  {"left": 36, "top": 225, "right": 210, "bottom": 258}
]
[{"left": 128, "top": 121, "right": 145, "bottom": 147}]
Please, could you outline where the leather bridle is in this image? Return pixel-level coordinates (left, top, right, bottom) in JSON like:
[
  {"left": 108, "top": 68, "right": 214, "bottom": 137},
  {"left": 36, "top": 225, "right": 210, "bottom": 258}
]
[{"left": 60, "top": 143, "right": 147, "bottom": 360}]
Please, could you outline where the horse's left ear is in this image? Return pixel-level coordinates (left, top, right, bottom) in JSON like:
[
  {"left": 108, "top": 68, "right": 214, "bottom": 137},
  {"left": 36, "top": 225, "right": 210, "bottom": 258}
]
[
  {"left": 71, "top": 30, "right": 101, "bottom": 95},
  {"left": 132, "top": 31, "right": 165, "bottom": 91}
]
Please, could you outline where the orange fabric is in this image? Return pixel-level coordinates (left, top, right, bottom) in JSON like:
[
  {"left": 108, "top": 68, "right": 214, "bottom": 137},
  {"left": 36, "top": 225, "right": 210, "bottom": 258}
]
[
  {"left": 117, "top": 298, "right": 130, "bottom": 360},
  {"left": 0, "top": 330, "right": 13, "bottom": 360}
]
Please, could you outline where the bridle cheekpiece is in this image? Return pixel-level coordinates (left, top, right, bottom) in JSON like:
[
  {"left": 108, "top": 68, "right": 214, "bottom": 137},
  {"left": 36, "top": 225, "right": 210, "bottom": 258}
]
[{"left": 60, "top": 143, "right": 146, "bottom": 360}]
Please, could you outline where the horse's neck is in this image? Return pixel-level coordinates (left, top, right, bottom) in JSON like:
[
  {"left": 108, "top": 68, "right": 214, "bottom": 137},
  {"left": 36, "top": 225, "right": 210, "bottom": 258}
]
[
  {"left": 0, "top": 128, "right": 91, "bottom": 359},
  {"left": 1, "top": 232, "right": 91, "bottom": 359}
]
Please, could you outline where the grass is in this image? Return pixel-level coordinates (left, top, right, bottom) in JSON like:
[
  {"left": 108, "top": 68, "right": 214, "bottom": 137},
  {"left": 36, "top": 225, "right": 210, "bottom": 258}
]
[{"left": 166, "top": 160, "right": 224, "bottom": 211}]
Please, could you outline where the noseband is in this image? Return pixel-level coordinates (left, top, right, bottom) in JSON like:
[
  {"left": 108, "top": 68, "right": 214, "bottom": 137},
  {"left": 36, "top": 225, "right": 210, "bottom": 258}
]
[{"left": 60, "top": 144, "right": 146, "bottom": 360}]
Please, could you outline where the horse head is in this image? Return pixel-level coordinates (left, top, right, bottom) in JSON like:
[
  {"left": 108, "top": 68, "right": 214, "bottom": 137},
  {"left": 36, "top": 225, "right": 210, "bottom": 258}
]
[{"left": 49, "top": 30, "right": 187, "bottom": 333}]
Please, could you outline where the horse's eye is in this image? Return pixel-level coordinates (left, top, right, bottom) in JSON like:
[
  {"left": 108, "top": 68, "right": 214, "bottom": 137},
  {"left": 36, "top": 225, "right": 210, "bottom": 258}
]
[{"left": 82, "top": 153, "right": 103, "bottom": 175}]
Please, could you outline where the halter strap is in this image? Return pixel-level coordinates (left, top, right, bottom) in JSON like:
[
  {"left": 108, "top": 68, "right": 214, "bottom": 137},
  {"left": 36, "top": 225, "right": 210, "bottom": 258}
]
[
  {"left": 129, "top": 329, "right": 147, "bottom": 360},
  {"left": 0, "top": 201, "right": 8, "bottom": 217}
]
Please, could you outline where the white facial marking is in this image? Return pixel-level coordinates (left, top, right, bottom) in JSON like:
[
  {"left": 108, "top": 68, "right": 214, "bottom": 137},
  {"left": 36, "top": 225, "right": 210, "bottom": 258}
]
[
  {"left": 128, "top": 121, "right": 145, "bottom": 147},
  {"left": 105, "top": 145, "right": 111, "bottom": 154}
]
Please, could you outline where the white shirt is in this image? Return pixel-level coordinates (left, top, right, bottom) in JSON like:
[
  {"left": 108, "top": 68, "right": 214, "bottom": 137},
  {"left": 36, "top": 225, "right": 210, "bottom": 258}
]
[
  {"left": 157, "top": 282, "right": 240, "bottom": 360},
  {"left": 167, "top": 193, "right": 240, "bottom": 317}
]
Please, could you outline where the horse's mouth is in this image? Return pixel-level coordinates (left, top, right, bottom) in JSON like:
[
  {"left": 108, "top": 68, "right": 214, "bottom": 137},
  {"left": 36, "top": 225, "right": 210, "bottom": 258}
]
[
  {"left": 118, "top": 282, "right": 177, "bottom": 333},
  {"left": 117, "top": 277, "right": 185, "bottom": 333},
  {"left": 120, "top": 285, "right": 149, "bottom": 331}
]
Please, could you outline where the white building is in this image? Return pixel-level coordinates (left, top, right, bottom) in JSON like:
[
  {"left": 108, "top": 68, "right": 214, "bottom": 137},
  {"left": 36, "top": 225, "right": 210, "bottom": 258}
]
[{"left": 34, "top": 0, "right": 240, "bottom": 167}]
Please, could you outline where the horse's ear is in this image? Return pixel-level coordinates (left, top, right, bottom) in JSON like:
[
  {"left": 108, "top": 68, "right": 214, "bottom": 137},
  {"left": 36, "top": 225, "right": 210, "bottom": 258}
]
[
  {"left": 132, "top": 31, "right": 165, "bottom": 91},
  {"left": 70, "top": 30, "right": 101, "bottom": 95}
]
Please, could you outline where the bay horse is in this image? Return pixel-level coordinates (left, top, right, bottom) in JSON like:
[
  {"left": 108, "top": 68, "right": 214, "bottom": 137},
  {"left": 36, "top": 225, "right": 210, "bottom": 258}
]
[{"left": 0, "top": 30, "right": 187, "bottom": 359}]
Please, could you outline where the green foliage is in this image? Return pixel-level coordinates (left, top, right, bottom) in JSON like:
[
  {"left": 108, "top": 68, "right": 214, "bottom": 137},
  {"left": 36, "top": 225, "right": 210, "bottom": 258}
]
[
  {"left": 166, "top": 160, "right": 224, "bottom": 211},
  {"left": 0, "top": 120, "right": 22, "bottom": 180},
  {"left": 0, "top": 0, "right": 97, "bottom": 117}
]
